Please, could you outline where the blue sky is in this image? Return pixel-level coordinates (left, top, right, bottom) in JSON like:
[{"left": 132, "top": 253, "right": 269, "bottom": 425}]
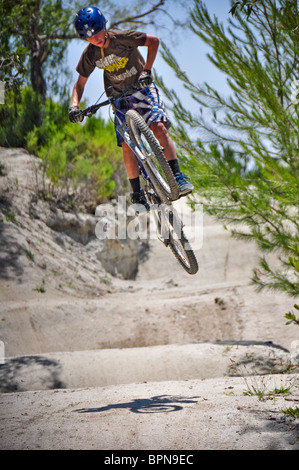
[{"left": 67, "top": 0, "right": 233, "bottom": 120}]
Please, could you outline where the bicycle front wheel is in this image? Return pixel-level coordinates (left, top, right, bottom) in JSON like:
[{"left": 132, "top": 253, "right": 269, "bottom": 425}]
[{"left": 125, "top": 110, "right": 179, "bottom": 202}]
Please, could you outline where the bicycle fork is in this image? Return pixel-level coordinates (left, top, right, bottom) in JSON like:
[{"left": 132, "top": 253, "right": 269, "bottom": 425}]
[{"left": 149, "top": 201, "right": 173, "bottom": 246}]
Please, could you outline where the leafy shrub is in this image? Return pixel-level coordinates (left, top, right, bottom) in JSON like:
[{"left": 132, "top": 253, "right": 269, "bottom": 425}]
[
  {"left": 1, "top": 87, "right": 127, "bottom": 207},
  {"left": 0, "top": 87, "right": 43, "bottom": 147}
]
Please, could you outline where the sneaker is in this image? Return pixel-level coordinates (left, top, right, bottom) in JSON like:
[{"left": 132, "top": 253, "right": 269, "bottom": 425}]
[
  {"left": 175, "top": 172, "right": 193, "bottom": 196},
  {"left": 130, "top": 190, "right": 150, "bottom": 215}
]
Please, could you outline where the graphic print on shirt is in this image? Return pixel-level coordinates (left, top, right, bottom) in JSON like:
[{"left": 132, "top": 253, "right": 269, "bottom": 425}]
[
  {"left": 95, "top": 54, "right": 138, "bottom": 82},
  {"left": 95, "top": 54, "right": 128, "bottom": 72}
]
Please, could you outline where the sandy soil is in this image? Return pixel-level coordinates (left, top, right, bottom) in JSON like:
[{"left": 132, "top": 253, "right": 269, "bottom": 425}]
[{"left": 0, "top": 148, "right": 298, "bottom": 451}]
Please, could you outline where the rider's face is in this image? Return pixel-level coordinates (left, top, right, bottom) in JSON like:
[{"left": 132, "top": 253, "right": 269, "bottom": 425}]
[{"left": 86, "top": 30, "right": 106, "bottom": 47}]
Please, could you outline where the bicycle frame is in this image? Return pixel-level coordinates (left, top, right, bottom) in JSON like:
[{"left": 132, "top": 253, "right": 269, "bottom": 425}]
[{"left": 78, "top": 81, "right": 198, "bottom": 274}]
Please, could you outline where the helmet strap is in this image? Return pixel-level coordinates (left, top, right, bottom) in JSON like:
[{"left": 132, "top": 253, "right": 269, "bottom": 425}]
[{"left": 101, "top": 32, "right": 109, "bottom": 59}]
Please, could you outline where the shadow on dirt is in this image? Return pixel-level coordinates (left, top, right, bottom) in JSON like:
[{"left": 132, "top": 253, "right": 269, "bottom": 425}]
[
  {"left": 0, "top": 356, "right": 65, "bottom": 392},
  {"left": 74, "top": 395, "right": 199, "bottom": 414}
]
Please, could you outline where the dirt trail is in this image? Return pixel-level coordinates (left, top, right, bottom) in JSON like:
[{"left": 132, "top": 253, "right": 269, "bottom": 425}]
[{"left": 0, "top": 147, "right": 298, "bottom": 450}]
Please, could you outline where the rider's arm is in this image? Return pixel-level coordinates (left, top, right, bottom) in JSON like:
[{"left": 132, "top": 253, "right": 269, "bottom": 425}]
[
  {"left": 71, "top": 74, "right": 89, "bottom": 107},
  {"left": 69, "top": 74, "right": 89, "bottom": 122},
  {"left": 143, "top": 35, "right": 159, "bottom": 71}
]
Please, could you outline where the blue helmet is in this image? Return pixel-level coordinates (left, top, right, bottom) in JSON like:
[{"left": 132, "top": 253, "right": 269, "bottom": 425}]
[{"left": 75, "top": 6, "right": 107, "bottom": 38}]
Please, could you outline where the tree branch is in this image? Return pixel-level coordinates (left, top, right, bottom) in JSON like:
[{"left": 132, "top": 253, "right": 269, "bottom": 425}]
[
  {"left": 109, "top": 0, "right": 166, "bottom": 29},
  {"left": 43, "top": 0, "right": 168, "bottom": 41}
]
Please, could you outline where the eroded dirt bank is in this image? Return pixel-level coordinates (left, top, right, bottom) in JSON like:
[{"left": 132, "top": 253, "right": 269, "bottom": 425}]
[{"left": 0, "top": 147, "right": 298, "bottom": 450}]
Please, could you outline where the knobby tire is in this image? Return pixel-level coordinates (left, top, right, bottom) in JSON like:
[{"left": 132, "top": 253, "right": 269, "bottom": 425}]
[
  {"left": 163, "top": 208, "right": 198, "bottom": 275},
  {"left": 125, "top": 110, "right": 179, "bottom": 202}
]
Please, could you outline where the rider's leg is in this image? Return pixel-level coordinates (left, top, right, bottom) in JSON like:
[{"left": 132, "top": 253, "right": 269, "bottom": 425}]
[
  {"left": 122, "top": 141, "right": 139, "bottom": 179},
  {"left": 150, "top": 121, "right": 177, "bottom": 162},
  {"left": 150, "top": 122, "right": 193, "bottom": 196},
  {"left": 122, "top": 142, "right": 150, "bottom": 214}
]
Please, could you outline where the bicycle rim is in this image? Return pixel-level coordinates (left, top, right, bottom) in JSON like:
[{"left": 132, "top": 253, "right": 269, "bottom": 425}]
[{"left": 160, "top": 207, "right": 198, "bottom": 275}]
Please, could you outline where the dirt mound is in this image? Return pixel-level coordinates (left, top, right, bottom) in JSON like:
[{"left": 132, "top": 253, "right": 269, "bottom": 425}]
[{"left": 0, "top": 147, "right": 298, "bottom": 450}]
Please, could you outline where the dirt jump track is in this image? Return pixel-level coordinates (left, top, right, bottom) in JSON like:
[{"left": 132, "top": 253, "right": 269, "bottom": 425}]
[{"left": 0, "top": 148, "right": 298, "bottom": 451}]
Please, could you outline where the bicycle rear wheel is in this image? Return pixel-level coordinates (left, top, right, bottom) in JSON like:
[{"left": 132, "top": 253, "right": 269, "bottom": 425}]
[{"left": 125, "top": 110, "right": 179, "bottom": 202}]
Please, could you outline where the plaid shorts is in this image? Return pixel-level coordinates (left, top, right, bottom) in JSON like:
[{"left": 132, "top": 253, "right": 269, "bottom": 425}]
[{"left": 114, "top": 82, "right": 171, "bottom": 147}]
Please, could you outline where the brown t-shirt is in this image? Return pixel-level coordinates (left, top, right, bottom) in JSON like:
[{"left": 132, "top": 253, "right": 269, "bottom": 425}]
[{"left": 76, "top": 30, "right": 147, "bottom": 96}]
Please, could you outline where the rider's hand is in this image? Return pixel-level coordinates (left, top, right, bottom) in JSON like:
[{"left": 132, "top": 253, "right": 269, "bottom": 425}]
[
  {"left": 138, "top": 69, "right": 153, "bottom": 88},
  {"left": 68, "top": 106, "right": 84, "bottom": 123}
]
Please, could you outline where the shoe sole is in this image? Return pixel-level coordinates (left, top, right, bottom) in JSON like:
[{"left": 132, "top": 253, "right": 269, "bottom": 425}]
[
  {"left": 133, "top": 204, "right": 150, "bottom": 215},
  {"left": 179, "top": 187, "right": 193, "bottom": 197}
]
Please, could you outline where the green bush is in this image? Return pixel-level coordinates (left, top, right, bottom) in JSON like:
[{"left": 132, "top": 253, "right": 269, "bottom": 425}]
[
  {"left": 1, "top": 87, "right": 126, "bottom": 205},
  {"left": 0, "top": 87, "right": 43, "bottom": 147}
]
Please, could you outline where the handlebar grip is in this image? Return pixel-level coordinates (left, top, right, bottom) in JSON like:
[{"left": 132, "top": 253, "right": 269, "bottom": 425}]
[
  {"left": 74, "top": 110, "right": 83, "bottom": 118},
  {"left": 138, "top": 76, "right": 153, "bottom": 89},
  {"left": 78, "top": 105, "right": 96, "bottom": 117}
]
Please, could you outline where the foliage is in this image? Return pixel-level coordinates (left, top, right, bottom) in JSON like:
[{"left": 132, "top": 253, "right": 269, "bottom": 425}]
[
  {"left": 155, "top": 0, "right": 299, "bottom": 298},
  {"left": 285, "top": 304, "right": 299, "bottom": 326},
  {"left": 0, "top": 0, "right": 27, "bottom": 93},
  {"left": 1, "top": 86, "right": 125, "bottom": 206},
  {"left": 0, "top": 0, "right": 75, "bottom": 100},
  {"left": 0, "top": 87, "right": 43, "bottom": 147},
  {"left": 229, "top": 0, "right": 260, "bottom": 17},
  {"left": 281, "top": 407, "right": 299, "bottom": 420},
  {"left": 31, "top": 102, "right": 125, "bottom": 204}
]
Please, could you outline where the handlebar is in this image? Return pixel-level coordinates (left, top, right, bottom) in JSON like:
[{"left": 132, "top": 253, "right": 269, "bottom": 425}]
[{"left": 76, "top": 76, "right": 153, "bottom": 118}]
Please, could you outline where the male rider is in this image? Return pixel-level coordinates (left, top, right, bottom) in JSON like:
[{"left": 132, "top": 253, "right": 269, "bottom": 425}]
[{"left": 69, "top": 6, "right": 193, "bottom": 214}]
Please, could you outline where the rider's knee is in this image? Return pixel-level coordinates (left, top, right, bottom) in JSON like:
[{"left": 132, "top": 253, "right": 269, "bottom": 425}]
[
  {"left": 122, "top": 142, "right": 135, "bottom": 157},
  {"left": 151, "top": 122, "right": 168, "bottom": 141}
]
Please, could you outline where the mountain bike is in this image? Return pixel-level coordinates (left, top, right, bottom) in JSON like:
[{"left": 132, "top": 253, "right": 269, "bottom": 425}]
[{"left": 77, "top": 78, "right": 198, "bottom": 275}]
